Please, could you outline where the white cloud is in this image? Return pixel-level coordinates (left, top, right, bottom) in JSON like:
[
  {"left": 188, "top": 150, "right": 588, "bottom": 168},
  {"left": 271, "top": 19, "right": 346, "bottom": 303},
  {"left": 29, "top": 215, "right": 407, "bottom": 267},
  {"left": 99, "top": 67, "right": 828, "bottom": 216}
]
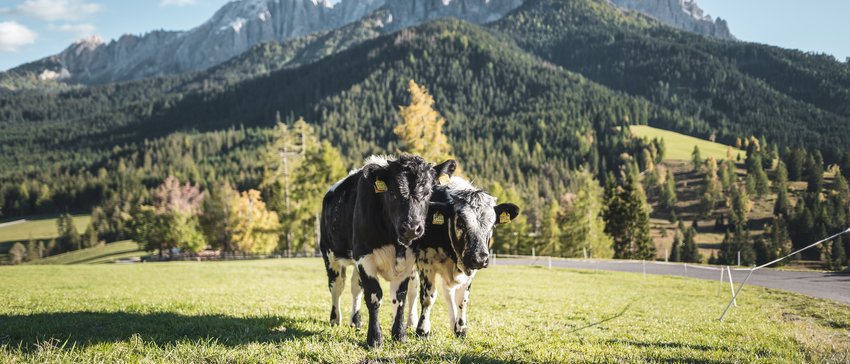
[
  {"left": 49, "top": 23, "right": 96, "bottom": 38},
  {"left": 16, "top": 0, "right": 101, "bottom": 21},
  {"left": 0, "top": 21, "right": 38, "bottom": 51},
  {"left": 160, "top": 0, "right": 199, "bottom": 7}
]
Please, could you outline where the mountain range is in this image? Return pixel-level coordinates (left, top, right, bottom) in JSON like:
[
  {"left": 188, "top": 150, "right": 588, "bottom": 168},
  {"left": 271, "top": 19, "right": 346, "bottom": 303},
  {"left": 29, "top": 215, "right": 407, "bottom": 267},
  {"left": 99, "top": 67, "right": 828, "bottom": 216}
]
[
  {"left": 3, "top": 0, "right": 731, "bottom": 87},
  {"left": 2, "top": 0, "right": 849, "bottom": 222}
]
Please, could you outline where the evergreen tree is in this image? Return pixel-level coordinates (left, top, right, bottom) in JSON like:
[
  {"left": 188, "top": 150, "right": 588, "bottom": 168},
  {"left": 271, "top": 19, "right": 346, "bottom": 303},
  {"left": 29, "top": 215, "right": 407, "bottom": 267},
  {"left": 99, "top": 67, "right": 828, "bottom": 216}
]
[
  {"left": 604, "top": 174, "right": 655, "bottom": 260},
  {"left": 681, "top": 223, "right": 702, "bottom": 263},
  {"left": 691, "top": 145, "right": 702, "bottom": 172},
  {"left": 699, "top": 157, "right": 722, "bottom": 217},
  {"left": 659, "top": 169, "right": 677, "bottom": 212},
  {"left": 394, "top": 79, "right": 454, "bottom": 163},
  {"left": 805, "top": 152, "right": 824, "bottom": 194},
  {"left": 286, "top": 140, "right": 347, "bottom": 254},
  {"left": 56, "top": 213, "right": 81, "bottom": 253},
  {"left": 773, "top": 161, "right": 790, "bottom": 216},
  {"left": 558, "top": 171, "right": 613, "bottom": 258},
  {"left": 787, "top": 148, "right": 806, "bottom": 181},
  {"left": 669, "top": 232, "right": 682, "bottom": 262}
]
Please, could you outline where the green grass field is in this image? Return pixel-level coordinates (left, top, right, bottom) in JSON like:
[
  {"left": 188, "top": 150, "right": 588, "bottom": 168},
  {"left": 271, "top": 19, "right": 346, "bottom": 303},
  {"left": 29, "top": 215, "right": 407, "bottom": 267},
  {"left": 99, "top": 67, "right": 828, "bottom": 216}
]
[
  {"left": 1, "top": 259, "right": 847, "bottom": 363},
  {"left": 630, "top": 125, "right": 741, "bottom": 161},
  {"left": 29, "top": 241, "right": 145, "bottom": 265},
  {"left": 0, "top": 214, "right": 91, "bottom": 245}
]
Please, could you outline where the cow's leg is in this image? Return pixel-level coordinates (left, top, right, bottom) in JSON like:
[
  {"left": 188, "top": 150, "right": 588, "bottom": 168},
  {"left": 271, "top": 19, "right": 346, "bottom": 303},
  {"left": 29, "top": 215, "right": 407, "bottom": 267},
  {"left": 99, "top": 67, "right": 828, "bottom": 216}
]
[
  {"left": 453, "top": 279, "right": 472, "bottom": 337},
  {"left": 406, "top": 273, "right": 419, "bottom": 328},
  {"left": 389, "top": 277, "right": 411, "bottom": 342},
  {"left": 416, "top": 268, "right": 437, "bottom": 338},
  {"left": 440, "top": 281, "right": 458, "bottom": 334},
  {"left": 357, "top": 264, "right": 383, "bottom": 348},
  {"left": 349, "top": 268, "right": 363, "bottom": 329},
  {"left": 325, "top": 258, "right": 346, "bottom": 326}
]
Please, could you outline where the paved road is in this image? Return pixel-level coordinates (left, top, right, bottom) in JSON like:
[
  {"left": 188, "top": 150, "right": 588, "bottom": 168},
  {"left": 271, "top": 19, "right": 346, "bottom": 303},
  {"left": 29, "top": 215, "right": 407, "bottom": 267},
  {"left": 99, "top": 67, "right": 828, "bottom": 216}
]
[{"left": 495, "top": 257, "right": 850, "bottom": 305}]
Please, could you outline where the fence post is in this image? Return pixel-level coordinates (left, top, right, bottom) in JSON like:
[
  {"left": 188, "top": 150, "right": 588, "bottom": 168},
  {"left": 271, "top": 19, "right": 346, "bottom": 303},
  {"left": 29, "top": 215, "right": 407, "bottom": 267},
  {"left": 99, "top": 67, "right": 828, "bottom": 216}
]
[
  {"left": 726, "top": 266, "right": 737, "bottom": 307},
  {"left": 548, "top": 256, "right": 552, "bottom": 269}
]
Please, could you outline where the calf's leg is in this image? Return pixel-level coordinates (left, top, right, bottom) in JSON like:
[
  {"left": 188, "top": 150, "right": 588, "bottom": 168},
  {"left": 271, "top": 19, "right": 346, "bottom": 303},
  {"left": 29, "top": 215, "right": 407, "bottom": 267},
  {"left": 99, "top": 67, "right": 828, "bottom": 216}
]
[
  {"left": 453, "top": 279, "right": 472, "bottom": 337},
  {"left": 325, "top": 259, "right": 346, "bottom": 326},
  {"left": 416, "top": 269, "right": 437, "bottom": 337},
  {"left": 350, "top": 270, "right": 363, "bottom": 329},
  {"left": 440, "top": 281, "right": 458, "bottom": 333},
  {"left": 406, "top": 273, "right": 419, "bottom": 328},
  {"left": 389, "top": 277, "right": 411, "bottom": 342},
  {"left": 357, "top": 264, "right": 383, "bottom": 348}
]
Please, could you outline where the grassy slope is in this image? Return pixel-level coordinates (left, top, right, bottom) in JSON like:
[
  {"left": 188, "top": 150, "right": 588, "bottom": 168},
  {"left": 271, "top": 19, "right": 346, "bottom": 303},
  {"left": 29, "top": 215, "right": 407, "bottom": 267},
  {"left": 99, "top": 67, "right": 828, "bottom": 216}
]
[
  {"left": 0, "top": 214, "right": 91, "bottom": 262},
  {"left": 1, "top": 259, "right": 847, "bottom": 363},
  {"left": 0, "top": 214, "right": 91, "bottom": 243},
  {"left": 29, "top": 241, "right": 144, "bottom": 265},
  {"left": 630, "top": 125, "right": 742, "bottom": 161}
]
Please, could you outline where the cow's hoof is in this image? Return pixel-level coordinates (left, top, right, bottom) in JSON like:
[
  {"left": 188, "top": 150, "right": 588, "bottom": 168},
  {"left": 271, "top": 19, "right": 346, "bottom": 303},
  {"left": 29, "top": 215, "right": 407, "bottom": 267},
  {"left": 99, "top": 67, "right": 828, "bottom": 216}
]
[
  {"left": 454, "top": 328, "right": 468, "bottom": 338},
  {"left": 392, "top": 332, "right": 408, "bottom": 343},
  {"left": 350, "top": 311, "right": 362, "bottom": 330},
  {"left": 367, "top": 335, "right": 383, "bottom": 349},
  {"left": 415, "top": 328, "right": 430, "bottom": 338},
  {"left": 329, "top": 309, "right": 340, "bottom": 326}
]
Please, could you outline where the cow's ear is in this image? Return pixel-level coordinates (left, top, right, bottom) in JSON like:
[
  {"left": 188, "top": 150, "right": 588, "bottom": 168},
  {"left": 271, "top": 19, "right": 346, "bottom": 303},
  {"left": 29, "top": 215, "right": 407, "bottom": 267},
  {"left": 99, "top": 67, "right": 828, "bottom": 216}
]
[
  {"left": 435, "top": 159, "right": 457, "bottom": 178},
  {"left": 428, "top": 202, "right": 453, "bottom": 226},
  {"left": 494, "top": 203, "right": 520, "bottom": 224},
  {"left": 362, "top": 164, "right": 389, "bottom": 193}
]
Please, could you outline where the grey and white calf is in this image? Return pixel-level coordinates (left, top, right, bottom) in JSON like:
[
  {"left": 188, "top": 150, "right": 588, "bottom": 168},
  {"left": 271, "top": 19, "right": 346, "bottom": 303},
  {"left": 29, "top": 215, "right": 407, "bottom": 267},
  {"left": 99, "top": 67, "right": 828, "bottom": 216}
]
[
  {"left": 319, "top": 154, "right": 457, "bottom": 348},
  {"left": 408, "top": 177, "right": 519, "bottom": 338}
]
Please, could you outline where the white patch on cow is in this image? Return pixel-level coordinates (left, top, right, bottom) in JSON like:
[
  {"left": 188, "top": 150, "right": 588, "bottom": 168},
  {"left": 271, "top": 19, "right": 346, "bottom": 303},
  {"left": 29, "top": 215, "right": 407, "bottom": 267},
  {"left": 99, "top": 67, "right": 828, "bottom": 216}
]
[
  {"left": 420, "top": 248, "right": 473, "bottom": 287},
  {"left": 357, "top": 245, "right": 416, "bottom": 282},
  {"left": 371, "top": 293, "right": 380, "bottom": 305}
]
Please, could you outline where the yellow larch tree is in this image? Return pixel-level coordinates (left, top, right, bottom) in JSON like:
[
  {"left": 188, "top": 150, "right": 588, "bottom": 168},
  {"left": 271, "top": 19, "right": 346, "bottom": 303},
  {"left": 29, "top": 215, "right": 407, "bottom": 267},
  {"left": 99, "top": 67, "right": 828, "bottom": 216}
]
[{"left": 394, "top": 79, "right": 454, "bottom": 163}]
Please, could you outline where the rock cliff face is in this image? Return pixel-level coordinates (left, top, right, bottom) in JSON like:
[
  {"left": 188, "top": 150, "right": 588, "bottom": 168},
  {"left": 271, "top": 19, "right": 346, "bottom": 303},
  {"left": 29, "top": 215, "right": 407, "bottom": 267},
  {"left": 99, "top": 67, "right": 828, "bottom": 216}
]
[
  {"left": 610, "top": 0, "right": 734, "bottom": 40},
  {"left": 11, "top": 0, "right": 735, "bottom": 85},
  {"left": 18, "top": 0, "right": 521, "bottom": 85}
]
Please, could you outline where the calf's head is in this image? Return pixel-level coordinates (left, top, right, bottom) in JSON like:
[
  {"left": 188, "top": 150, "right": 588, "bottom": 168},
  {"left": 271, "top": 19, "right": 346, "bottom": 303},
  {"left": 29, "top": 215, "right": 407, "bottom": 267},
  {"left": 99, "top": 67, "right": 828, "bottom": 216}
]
[
  {"left": 362, "top": 155, "right": 457, "bottom": 246},
  {"left": 431, "top": 180, "right": 520, "bottom": 273}
]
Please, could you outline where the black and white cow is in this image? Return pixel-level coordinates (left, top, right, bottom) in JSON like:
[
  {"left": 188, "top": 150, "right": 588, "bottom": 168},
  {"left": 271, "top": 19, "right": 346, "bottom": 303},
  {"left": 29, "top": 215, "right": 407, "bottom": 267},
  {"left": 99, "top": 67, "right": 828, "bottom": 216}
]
[
  {"left": 408, "top": 176, "right": 519, "bottom": 338},
  {"left": 320, "top": 154, "right": 457, "bottom": 348}
]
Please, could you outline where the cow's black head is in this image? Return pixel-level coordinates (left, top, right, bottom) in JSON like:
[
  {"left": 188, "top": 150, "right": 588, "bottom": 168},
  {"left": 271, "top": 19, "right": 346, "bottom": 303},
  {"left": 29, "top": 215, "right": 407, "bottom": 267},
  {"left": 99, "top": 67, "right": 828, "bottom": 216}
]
[
  {"left": 363, "top": 155, "right": 457, "bottom": 246},
  {"left": 431, "top": 179, "right": 520, "bottom": 274}
]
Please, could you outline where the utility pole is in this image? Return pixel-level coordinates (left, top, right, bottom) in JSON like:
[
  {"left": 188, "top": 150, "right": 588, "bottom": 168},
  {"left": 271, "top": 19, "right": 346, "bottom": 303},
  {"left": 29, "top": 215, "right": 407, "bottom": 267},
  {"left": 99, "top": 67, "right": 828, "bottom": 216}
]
[{"left": 277, "top": 117, "right": 306, "bottom": 257}]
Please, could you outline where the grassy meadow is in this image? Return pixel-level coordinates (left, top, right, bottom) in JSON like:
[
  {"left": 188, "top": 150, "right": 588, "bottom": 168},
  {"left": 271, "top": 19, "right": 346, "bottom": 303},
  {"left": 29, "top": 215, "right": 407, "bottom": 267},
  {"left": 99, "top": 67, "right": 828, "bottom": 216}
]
[
  {"left": 630, "top": 125, "right": 742, "bottom": 161},
  {"left": 1, "top": 259, "right": 847, "bottom": 363},
  {"left": 29, "top": 240, "right": 145, "bottom": 265}
]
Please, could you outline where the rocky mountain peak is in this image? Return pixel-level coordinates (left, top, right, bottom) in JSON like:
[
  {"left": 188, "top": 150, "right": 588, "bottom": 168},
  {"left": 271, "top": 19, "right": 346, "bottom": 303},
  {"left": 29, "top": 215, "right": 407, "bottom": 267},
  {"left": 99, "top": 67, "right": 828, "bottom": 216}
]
[{"left": 610, "top": 0, "right": 735, "bottom": 40}]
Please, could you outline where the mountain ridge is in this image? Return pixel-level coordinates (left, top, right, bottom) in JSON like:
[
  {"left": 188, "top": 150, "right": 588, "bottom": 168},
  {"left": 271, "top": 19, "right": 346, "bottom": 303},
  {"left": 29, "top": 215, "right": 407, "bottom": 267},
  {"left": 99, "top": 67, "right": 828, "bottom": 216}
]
[{"left": 0, "top": 0, "right": 737, "bottom": 88}]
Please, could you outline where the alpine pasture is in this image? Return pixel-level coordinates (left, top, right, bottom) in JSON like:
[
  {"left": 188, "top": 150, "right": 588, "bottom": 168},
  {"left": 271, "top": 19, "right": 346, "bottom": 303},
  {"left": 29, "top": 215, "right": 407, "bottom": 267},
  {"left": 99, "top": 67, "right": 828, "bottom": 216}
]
[{"left": 1, "top": 259, "right": 847, "bottom": 363}]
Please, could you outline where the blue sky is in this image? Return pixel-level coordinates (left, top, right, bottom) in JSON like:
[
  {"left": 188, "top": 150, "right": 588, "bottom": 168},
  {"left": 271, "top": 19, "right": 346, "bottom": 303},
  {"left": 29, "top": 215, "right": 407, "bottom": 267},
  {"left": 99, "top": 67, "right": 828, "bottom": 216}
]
[{"left": 0, "top": 0, "right": 848, "bottom": 71}]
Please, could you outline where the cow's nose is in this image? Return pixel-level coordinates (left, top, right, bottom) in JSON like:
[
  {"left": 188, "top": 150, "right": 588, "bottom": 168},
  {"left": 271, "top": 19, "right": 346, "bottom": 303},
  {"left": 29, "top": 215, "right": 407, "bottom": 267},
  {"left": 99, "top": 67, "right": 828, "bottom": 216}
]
[
  {"left": 400, "top": 223, "right": 423, "bottom": 240},
  {"left": 470, "top": 251, "right": 490, "bottom": 269}
]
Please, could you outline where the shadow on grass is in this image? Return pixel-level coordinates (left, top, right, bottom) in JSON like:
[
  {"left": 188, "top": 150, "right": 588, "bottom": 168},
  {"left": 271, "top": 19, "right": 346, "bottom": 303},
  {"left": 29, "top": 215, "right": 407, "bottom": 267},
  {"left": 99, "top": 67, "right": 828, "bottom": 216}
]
[{"left": 0, "top": 311, "right": 319, "bottom": 351}]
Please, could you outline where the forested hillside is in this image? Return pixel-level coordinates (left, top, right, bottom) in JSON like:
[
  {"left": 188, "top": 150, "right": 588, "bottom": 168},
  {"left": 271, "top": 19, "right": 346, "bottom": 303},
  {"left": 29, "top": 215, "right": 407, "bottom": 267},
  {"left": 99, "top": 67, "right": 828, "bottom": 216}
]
[
  {"left": 494, "top": 0, "right": 850, "bottom": 159},
  {"left": 2, "top": 0, "right": 850, "bottom": 268}
]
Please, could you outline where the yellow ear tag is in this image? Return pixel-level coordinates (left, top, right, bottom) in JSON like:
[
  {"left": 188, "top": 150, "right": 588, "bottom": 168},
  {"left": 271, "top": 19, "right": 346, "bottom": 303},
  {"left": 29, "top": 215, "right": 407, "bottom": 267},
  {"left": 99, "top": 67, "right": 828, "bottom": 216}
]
[
  {"left": 438, "top": 174, "right": 450, "bottom": 186},
  {"left": 374, "top": 179, "right": 387, "bottom": 193},
  {"left": 499, "top": 211, "right": 511, "bottom": 224},
  {"left": 432, "top": 212, "right": 445, "bottom": 225}
]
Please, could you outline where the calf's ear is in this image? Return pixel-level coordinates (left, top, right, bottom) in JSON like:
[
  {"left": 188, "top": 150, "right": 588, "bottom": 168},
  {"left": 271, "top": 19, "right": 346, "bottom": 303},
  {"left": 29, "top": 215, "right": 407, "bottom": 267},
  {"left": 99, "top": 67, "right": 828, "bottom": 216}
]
[
  {"left": 494, "top": 203, "right": 520, "bottom": 224},
  {"left": 428, "top": 202, "right": 453, "bottom": 226},
  {"left": 362, "top": 164, "right": 389, "bottom": 193},
  {"left": 435, "top": 159, "right": 458, "bottom": 177}
]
